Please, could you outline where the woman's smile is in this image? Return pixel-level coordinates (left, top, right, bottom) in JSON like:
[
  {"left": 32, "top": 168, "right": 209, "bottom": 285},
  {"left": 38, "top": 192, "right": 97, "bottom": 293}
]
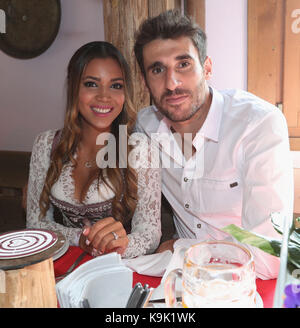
[{"left": 90, "top": 105, "right": 114, "bottom": 115}]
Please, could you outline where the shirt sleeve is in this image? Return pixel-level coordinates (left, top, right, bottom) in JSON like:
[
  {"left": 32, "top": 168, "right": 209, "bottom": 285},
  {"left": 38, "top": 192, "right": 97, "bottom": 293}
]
[
  {"left": 241, "top": 109, "right": 294, "bottom": 279},
  {"left": 26, "top": 130, "right": 82, "bottom": 245},
  {"left": 122, "top": 133, "right": 162, "bottom": 258}
]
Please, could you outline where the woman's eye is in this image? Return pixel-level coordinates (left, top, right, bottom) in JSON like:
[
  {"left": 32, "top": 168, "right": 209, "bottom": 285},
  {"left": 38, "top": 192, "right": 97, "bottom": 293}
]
[
  {"left": 84, "top": 81, "right": 97, "bottom": 87},
  {"left": 111, "top": 83, "right": 123, "bottom": 90}
]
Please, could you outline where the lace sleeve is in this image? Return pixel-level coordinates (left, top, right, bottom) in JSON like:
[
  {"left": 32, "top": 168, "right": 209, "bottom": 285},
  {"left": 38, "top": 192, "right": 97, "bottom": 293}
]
[
  {"left": 26, "top": 130, "right": 82, "bottom": 245},
  {"left": 122, "top": 133, "right": 162, "bottom": 259}
]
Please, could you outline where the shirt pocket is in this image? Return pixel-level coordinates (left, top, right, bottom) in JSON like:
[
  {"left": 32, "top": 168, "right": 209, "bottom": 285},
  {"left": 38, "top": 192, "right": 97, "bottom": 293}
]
[{"left": 192, "top": 177, "right": 242, "bottom": 215}]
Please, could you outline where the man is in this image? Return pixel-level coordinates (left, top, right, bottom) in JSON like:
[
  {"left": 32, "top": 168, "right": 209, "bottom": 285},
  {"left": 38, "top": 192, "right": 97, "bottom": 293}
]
[{"left": 134, "top": 10, "right": 293, "bottom": 279}]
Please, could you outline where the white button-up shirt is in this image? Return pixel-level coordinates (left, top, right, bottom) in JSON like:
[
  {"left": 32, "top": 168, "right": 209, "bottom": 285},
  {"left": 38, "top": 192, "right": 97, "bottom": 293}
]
[{"left": 135, "top": 88, "right": 294, "bottom": 279}]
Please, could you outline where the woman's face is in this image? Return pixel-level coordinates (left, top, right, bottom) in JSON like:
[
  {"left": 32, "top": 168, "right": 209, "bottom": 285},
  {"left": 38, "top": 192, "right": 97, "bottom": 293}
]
[{"left": 78, "top": 57, "right": 125, "bottom": 133}]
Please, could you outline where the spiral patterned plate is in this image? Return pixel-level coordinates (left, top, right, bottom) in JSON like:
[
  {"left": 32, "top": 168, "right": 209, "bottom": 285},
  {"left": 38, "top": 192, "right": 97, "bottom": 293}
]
[{"left": 0, "top": 229, "right": 58, "bottom": 259}]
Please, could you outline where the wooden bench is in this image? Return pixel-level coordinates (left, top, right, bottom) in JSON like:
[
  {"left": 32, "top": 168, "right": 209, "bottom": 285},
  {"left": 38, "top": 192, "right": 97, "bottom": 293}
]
[{"left": 0, "top": 151, "right": 31, "bottom": 233}]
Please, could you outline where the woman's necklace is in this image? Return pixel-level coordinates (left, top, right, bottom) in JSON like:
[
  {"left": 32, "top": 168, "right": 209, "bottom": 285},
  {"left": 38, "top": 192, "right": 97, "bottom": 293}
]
[{"left": 84, "top": 159, "right": 96, "bottom": 168}]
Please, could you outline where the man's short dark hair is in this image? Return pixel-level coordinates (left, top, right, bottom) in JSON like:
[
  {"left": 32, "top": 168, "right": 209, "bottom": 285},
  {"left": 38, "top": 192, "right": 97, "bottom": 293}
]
[{"left": 134, "top": 9, "right": 207, "bottom": 77}]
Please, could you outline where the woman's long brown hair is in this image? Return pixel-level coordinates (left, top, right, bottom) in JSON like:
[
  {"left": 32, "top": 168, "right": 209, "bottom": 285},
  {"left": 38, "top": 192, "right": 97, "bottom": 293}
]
[{"left": 39, "top": 41, "right": 138, "bottom": 227}]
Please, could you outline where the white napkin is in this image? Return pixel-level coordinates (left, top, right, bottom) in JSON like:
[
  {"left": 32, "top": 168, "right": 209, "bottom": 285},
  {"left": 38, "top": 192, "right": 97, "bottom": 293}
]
[
  {"left": 56, "top": 253, "right": 133, "bottom": 308},
  {"left": 122, "top": 250, "right": 173, "bottom": 277}
]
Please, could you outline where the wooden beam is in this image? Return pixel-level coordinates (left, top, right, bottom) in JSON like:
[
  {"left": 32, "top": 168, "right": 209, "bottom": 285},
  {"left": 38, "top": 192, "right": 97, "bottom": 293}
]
[
  {"left": 102, "top": 0, "right": 150, "bottom": 111},
  {"left": 103, "top": 0, "right": 184, "bottom": 111},
  {"left": 148, "top": 0, "right": 181, "bottom": 17},
  {"left": 184, "top": 0, "right": 205, "bottom": 30}
]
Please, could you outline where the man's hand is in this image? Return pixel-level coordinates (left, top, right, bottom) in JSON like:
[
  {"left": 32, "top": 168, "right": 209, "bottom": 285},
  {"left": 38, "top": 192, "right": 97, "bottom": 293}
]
[{"left": 155, "top": 239, "right": 177, "bottom": 253}]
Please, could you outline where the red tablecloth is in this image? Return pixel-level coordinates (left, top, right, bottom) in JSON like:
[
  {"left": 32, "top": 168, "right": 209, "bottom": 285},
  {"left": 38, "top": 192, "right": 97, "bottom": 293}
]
[{"left": 54, "top": 246, "right": 276, "bottom": 308}]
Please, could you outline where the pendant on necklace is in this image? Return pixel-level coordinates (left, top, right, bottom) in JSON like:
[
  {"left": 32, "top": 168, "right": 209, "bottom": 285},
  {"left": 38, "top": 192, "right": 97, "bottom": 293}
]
[{"left": 84, "top": 161, "right": 94, "bottom": 168}]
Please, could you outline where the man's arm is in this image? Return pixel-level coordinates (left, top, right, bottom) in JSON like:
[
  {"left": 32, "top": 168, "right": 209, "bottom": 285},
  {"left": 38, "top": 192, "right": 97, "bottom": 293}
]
[{"left": 241, "top": 109, "right": 294, "bottom": 279}]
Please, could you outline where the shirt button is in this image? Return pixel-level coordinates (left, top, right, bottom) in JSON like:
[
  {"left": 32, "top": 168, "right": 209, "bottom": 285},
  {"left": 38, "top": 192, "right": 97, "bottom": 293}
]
[
  {"left": 197, "top": 223, "right": 201, "bottom": 229},
  {"left": 183, "top": 177, "right": 188, "bottom": 182},
  {"left": 185, "top": 203, "right": 189, "bottom": 209}
]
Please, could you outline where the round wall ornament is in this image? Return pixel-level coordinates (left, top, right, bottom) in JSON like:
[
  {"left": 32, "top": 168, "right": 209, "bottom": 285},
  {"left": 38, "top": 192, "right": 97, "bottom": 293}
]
[{"left": 0, "top": 0, "right": 61, "bottom": 59}]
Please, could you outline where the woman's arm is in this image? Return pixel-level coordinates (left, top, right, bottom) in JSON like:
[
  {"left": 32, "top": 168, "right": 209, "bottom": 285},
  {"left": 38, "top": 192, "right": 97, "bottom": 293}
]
[
  {"left": 122, "top": 133, "right": 162, "bottom": 258},
  {"left": 122, "top": 164, "right": 161, "bottom": 258},
  {"left": 26, "top": 130, "right": 82, "bottom": 245}
]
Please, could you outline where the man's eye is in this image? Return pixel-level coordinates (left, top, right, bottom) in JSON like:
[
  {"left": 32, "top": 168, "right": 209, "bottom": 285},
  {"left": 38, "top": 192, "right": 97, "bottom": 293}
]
[
  {"left": 152, "top": 66, "right": 164, "bottom": 74},
  {"left": 178, "top": 61, "right": 190, "bottom": 69},
  {"left": 111, "top": 83, "right": 123, "bottom": 90},
  {"left": 84, "top": 81, "right": 97, "bottom": 87}
]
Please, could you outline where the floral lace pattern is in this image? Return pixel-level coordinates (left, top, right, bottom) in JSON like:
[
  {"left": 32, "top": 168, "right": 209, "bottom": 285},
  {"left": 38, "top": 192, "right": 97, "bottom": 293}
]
[{"left": 26, "top": 130, "right": 162, "bottom": 258}]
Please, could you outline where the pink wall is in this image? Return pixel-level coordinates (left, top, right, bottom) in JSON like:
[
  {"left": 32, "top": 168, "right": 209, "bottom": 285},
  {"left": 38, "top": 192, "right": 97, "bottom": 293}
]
[
  {"left": 206, "top": 0, "right": 247, "bottom": 91},
  {"left": 0, "top": 0, "right": 104, "bottom": 151},
  {"left": 0, "top": 0, "right": 247, "bottom": 151}
]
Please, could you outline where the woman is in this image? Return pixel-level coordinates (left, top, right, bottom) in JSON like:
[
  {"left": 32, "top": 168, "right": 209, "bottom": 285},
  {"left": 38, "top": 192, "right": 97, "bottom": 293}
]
[{"left": 26, "top": 41, "right": 161, "bottom": 258}]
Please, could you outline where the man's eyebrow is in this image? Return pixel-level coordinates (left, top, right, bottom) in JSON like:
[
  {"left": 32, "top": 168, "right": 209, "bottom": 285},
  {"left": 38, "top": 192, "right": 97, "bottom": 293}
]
[
  {"left": 146, "top": 61, "right": 163, "bottom": 72},
  {"left": 175, "top": 54, "right": 193, "bottom": 61},
  {"left": 146, "top": 54, "right": 194, "bottom": 72}
]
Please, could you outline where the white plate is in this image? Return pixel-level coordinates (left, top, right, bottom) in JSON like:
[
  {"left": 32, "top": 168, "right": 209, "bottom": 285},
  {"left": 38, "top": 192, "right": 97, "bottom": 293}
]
[
  {"left": 53, "top": 239, "right": 69, "bottom": 261},
  {"left": 0, "top": 229, "right": 58, "bottom": 259}
]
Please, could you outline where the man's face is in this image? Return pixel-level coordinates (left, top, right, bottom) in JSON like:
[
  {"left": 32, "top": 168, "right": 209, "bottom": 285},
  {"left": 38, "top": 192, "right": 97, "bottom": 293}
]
[{"left": 142, "top": 36, "right": 211, "bottom": 122}]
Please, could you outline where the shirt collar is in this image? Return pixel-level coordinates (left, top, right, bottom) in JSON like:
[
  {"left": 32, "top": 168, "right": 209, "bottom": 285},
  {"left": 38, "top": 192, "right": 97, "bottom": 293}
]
[
  {"left": 194, "top": 87, "right": 224, "bottom": 143},
  {"left": 157, "top": 116, "right": 172, "bottom": 134}
]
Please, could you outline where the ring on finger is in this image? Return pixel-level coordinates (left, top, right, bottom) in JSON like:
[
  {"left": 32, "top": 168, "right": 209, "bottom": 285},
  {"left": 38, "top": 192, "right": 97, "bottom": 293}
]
[{"left": 111, "top": 231, "right": 119, "bottom": 240}]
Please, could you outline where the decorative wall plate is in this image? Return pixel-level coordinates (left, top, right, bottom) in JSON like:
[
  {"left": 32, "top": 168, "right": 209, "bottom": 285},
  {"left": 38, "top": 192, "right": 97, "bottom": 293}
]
[
  {"left": 0, "top": 229, "right": 58, "bottom": 259},
  {"left": 0, "top": 0, "right": 61, "bottom": 59}
]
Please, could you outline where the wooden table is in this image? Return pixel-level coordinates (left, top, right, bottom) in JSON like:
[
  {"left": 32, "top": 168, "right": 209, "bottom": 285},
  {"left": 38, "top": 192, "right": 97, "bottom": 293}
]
[
  {"left": 0, "top": 231, "right": 66, "bottom": 308},
  {"left": 54, "top": 246, "right": 277, "bottom": 308}
]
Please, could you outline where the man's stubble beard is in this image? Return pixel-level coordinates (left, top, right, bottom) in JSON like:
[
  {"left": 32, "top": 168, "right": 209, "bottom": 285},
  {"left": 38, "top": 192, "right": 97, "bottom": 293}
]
[{"left": 150, "top": 81, "right": 206, "bottom": 123}]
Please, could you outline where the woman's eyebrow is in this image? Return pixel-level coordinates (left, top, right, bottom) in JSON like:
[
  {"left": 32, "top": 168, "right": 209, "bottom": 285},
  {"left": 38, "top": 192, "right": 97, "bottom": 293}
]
[
  {"left": 111, "top": 77, "right": 124, "bottom": 82},
  {"left": 82, "top": 76, "right": 124, "bottom": 82},
  {"left": 82, "top": 75, "right": 100, "bottom": 81}
]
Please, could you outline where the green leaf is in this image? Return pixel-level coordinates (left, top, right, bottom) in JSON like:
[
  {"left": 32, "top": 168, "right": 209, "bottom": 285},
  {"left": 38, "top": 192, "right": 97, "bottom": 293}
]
[
  {"left": 222, "top": 224, "right": 278, "bottom": 257},
  {"left": 222, "top": 224, "right": 300, "bottom": 271},
  {"left": 287, "top": 244, "right": 300, "bottom": 269},
  {"left": 271, "top": 213, "right": 300, "bottom": 246}
]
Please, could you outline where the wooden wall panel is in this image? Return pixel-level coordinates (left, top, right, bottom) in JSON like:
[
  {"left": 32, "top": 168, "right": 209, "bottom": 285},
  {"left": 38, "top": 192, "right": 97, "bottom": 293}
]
[
  {"left": 294, "top": 168, "right": 300, "bottom": 215},
  {"left": 248, "top": 0, "right": 284, "bottom": 105},
  {"left": 283, "top": 0, "right": 300, "bottom": 139},
  {"left": 248, "top": 0, "right": 300, "bottom": 150}
]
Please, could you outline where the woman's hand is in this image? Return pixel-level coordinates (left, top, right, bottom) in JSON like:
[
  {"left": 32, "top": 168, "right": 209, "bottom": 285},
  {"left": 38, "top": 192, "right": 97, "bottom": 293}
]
[
  {"left": 79, "top": 232, "right": 94, "bottom": 255},
  {"left": 81, "top": 217, "right": 129, "bottom": 256}
]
